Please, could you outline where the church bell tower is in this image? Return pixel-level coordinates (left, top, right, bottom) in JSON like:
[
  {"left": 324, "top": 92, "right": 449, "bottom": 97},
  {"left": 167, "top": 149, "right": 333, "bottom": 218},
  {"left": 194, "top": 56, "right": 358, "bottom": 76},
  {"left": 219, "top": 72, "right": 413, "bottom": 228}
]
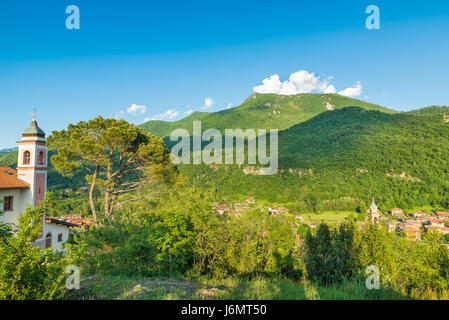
[
  {"left": 368, "top": 197, "right": 380, "bottom": 223},
  {"left": 17, "top": 110, "right": 48, "bottom": 208}
]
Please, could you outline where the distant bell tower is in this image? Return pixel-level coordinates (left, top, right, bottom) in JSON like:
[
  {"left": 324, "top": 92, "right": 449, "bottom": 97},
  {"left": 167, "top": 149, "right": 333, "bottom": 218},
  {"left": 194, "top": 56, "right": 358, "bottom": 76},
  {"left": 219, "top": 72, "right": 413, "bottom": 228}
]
[
  {"left": 367, "top": 197, "right": 380, "bottom": 223},
  {"left": 17, "top": 109, "right": 48, "bottom": 208}
]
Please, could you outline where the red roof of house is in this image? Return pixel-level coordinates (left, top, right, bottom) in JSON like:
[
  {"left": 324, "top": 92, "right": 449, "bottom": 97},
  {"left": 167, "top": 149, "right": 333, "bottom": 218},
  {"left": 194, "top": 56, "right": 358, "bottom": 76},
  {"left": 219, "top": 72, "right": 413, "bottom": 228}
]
[
  {"left": 398, "top": 222, "right": 421, "bottom": 231},
  {"left": 437, "top": 212, "right": 449, "bottom": 217},
  {"left": 0, "top": 167, "right": 29, "bottom": 189},
  {"left": 45, "top": 216, "right": 79, "bottom": 228},
  {"left": 59, "top": 214, "right": 94, "bottom": 228}
]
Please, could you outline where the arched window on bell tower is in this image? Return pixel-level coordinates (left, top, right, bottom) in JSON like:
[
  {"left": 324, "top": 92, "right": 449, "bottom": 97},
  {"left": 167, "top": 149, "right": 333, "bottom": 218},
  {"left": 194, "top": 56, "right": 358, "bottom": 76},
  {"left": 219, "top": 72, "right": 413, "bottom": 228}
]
[
  {"left": 23, "top": 151, "right": 31, "bottom": 165},
  {"left": 38, "top": 150, "right": 45, "bottom": 165}
]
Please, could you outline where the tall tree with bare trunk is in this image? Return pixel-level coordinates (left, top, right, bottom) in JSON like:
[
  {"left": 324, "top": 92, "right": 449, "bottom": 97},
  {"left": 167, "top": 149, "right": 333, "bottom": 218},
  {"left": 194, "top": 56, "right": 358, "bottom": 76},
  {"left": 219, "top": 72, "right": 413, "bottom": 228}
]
[{"left": 47, "top": 116, "right": 178, "bottom": 222}]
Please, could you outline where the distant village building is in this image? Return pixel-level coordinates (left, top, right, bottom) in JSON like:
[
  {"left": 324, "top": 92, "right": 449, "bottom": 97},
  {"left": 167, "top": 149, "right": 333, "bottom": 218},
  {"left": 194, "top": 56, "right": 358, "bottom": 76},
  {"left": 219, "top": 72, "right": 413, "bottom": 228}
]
[
  {"left": 387, "top": 221, "right": 398, "bottom": 233},
  {"left": 367, "top": 198, "right": 380, "bottom": 223},
  {"left": 398, "top": 222, "right": 422, "bottom": 241},
  {"left": 437, "top": 212, "right": 449, "bottom": 221},
  {"left": 424, "top": 225, "right": 449, "bottom": 235},
  {"left": 215, "top": 204, "right": 230, "bottom": 215},
  {"left": 412, "top": 211, "right": 426, "bottom": 218},
  {"left": 390, "top": 208, "right": 407, "bottom": 219},
  {"left": 245, "top": 197, "right": 255, "bottom": 204},
  {"left": 0, "top": 117, "right": 74, "bottom": 251},
  {"left": 428, "top": 219, "right": 445, "bottom": 228},
  {"left": 268, "top": 206, "right": 289, "bottom": 215},
  {"left": 390, "top": 208, "right": 403, "bottom": 215},
  {"left": 414, "top": 216, "right": 430, "bottom": 225}
]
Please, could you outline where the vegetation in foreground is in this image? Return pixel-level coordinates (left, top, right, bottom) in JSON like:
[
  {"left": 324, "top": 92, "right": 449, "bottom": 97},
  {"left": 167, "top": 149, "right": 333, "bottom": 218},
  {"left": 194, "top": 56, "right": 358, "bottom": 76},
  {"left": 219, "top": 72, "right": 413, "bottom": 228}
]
[{"left": 69, "top": 275, "right": 414, "bottom": 300}]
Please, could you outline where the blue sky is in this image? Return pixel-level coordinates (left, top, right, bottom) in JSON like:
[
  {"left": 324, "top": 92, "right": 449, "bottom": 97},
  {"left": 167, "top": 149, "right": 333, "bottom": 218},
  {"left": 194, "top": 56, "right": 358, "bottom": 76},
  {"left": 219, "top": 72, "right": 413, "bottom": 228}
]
[{"left": 0, "top": 0, "right": 449, "bottom": 148}]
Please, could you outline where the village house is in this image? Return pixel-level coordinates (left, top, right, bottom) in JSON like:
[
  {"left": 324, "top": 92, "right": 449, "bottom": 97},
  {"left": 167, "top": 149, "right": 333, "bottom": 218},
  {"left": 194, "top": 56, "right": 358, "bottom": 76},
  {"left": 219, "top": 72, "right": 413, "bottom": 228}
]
[
  {"left": 414, "top": 216, "right": 430, "bottom": 225},
  {"left": 295, "top": 215, "right": 304, "bottom": 223},
  {"left": 412, "top": 211, "right": 427, "bottom": 218},
  {"left": 58, "top": 213, "right": 94, "bottom": 230},
  {"left": 428, "top": 218, "right": 445, "bottom": 228},
  {"left": 0, "top": 117, "right": 75, "bottom": 251},
  {"left": 424, "top": 225, "right": 449, "bottom": 235},
  {"left": 390, "top": 208, "right": 403, "bottom": 215},
  {"left": 397, "top": 222, "right": 422, "bottom": 241},
  {"left": 232, "top": 203, "right": 250, "bottom": 213},
  {"left": 437, "top": 212, "right": 449, "bottom": 220},
  {"left": 245, "top": 196, "right": 255, "bottom": 204},
  {"left": 268, "top": 206, "right": 289, "bottom": 215},
  {"left": 390, "top": 208, "right": 407, "bottom": 220},
  {"left": 215, "top": 204, "right": 230, "bottom": 215}
]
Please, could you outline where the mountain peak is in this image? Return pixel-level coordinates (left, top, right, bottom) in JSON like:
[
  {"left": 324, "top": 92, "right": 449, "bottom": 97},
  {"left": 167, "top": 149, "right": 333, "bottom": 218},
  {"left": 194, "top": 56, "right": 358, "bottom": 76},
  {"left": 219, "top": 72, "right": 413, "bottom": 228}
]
[{"left": 140, "top": 93, "right": 396, "bottom": 138}]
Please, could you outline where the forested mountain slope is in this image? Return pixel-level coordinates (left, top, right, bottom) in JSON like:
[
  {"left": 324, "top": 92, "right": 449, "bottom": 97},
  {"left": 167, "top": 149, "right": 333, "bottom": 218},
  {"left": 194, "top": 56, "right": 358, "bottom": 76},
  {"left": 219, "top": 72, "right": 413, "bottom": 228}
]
[
  {"left": 140, "top": 93, "right": 395, "bottom": 137},
  {"left": 180, "top": 107, "right": 449, "bottom": 211}
]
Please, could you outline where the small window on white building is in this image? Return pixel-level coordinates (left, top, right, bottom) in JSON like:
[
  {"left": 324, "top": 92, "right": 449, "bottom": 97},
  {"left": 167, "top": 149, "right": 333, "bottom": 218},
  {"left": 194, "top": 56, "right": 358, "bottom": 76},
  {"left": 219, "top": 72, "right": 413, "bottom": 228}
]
[
  {"left": 3, "top": 196, "right": 13, "bottom": 212},
  {"left": 58, "top": 233, "right": 63, "bottom": 242}
]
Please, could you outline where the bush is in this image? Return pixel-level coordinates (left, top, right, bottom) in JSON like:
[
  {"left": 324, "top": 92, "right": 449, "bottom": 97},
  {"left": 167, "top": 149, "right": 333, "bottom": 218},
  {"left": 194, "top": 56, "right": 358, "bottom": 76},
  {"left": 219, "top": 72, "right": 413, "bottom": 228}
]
[{"left": 0, "top": 204, "right": 66, "bottom": 299}]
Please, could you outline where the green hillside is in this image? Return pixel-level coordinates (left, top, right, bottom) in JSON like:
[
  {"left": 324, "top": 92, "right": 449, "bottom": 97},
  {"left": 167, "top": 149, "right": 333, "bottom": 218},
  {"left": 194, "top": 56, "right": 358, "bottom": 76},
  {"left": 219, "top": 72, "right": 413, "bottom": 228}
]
[
  {"left": 181, "top": 106, "right": 449, "bottom": 211},
  {"left": 140, "top": 93, "right": 395, "bottom": 137},
  {"left": 0, "top": 149, "right": 85, "bottom": 190},
  {"left": 406, "top": 105, "right": 449, "bottom": 115},
  {"left": 140, "top": 111, "right": 211, "bottom": 137},
  {"left": 0, "top": 150, "right": 18, "bottom": 168}
]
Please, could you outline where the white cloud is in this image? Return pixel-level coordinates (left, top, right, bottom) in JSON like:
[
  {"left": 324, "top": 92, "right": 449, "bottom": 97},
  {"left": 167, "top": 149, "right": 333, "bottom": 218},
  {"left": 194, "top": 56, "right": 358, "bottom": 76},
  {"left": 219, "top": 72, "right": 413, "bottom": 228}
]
[
  {"left": 203, "top": 97, "right": 215, "bottom": 110},
  {"left": 253, "top": 74, "right": 283, "bottom": 94},
  {"left": 126, "top": 104, "right": 146, "bottom": 116},
  {"left": 227, "top": 103, "right": 233, "bottom": 109},
  {"left": 184, "top": 109, "right": 194, "bottom": 116},
  {"left": 253, "top": 70, "right": 362, "bottom": 98},
  {"left": 253, "top": 70, "right": 332, "bottom": 95},
  {"left": 148, "top": 109, "right": 179, "bottom": 121},
  {"left": 338, "top": 81, "right": 362, "bottom": 98},
  {"left": 324, "top": 85, "right": 337, "bottom": 94},
  {"left": 114, "top": 111, "right": 125, "bottom": 120}
]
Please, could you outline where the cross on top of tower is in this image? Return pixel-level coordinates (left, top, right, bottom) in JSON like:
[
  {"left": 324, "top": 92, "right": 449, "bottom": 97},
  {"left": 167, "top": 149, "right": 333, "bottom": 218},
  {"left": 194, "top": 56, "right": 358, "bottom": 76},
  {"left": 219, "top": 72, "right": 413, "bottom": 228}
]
[{"left": 29, "top": 108, "right": 37, "bottom": 121}]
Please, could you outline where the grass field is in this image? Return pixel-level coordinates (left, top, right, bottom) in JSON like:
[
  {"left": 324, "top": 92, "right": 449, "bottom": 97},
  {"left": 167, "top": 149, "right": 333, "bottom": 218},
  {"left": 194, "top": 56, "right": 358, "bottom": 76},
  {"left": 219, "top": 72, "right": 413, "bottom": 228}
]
[
  {"left": 300, "top": 211, "right": 357, "bottom": 224},
  {"left": 68, "top": 275, "right": 436, "bottom": 300},
  {"left": 407, "top": 205, "right": 438, "bottom": 213}
]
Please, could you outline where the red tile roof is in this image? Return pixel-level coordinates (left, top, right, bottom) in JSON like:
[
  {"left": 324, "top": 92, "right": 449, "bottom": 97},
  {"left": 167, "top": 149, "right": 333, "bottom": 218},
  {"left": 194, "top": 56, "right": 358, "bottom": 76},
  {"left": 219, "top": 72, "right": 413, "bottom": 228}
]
[
  {"left": 59, "top": 214, "right": 94, "bottom": 229},
  {"left": 45, "top": 217, "right": 78, "bottom": 228},
  {"left": 437, "top": 212, "right": 449, "bottom": 217},
  {"left": 0, "top": 167, "right": 29, "bottom": 189}
]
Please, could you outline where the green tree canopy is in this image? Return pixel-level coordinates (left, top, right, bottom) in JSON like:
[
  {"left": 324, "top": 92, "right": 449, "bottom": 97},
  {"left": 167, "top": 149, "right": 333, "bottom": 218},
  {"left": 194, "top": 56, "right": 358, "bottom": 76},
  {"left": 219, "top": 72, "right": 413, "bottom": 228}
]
[{"left": 47, "top": 116, "right": 178, "bottom": 221}]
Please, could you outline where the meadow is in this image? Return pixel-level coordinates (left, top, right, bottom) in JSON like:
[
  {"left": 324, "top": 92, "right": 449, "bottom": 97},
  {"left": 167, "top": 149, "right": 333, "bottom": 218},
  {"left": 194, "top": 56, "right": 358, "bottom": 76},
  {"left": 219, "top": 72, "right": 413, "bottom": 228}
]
[{"left": 69, "top": 274, "right": 449, "bottom": 300}]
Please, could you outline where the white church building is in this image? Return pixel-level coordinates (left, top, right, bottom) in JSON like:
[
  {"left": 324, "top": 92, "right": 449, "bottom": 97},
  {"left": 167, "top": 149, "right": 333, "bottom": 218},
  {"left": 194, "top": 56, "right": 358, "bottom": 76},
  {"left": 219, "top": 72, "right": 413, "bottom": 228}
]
[{"left": 0, "top": 118, "right": 75, "bottom": 251}]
